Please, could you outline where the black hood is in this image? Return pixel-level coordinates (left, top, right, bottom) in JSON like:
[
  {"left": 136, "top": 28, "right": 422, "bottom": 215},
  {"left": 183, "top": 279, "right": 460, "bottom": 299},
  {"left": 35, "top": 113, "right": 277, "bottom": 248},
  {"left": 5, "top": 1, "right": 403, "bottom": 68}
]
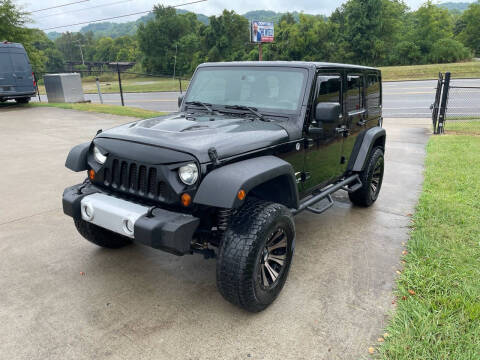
[{"left": 96, "top": 112, "right": 290, "bottom": 164}]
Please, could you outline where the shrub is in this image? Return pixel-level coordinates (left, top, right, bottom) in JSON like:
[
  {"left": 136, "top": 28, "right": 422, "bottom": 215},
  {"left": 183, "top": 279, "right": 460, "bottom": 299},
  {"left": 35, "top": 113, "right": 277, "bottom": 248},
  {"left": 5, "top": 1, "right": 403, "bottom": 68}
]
[{"left": 429, "top": 38, "right": 472, "bottom": 63}]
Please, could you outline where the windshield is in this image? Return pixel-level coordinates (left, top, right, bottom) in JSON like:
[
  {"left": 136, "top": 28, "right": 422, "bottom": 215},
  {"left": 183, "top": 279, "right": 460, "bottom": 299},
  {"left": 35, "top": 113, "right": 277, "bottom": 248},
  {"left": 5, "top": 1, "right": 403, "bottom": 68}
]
[{"left": 185, "top": 67, "right": 308, "bottom": 112}]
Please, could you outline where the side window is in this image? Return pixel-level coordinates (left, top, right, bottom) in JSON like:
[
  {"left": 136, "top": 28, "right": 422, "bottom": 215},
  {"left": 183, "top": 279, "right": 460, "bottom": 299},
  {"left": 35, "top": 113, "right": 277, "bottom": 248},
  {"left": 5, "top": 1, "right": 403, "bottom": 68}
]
[
  {"left": 345, "top": 74, "right": 364, "bottom": 113},
  {"left": 366, "top": 73, "right": 380, "bottom": 108},
  {"left": 315, "top": 75, "right": 341, "bottom": 104},
  {"left": 10, "top": 53, "right": 29, "bottom": 72}
]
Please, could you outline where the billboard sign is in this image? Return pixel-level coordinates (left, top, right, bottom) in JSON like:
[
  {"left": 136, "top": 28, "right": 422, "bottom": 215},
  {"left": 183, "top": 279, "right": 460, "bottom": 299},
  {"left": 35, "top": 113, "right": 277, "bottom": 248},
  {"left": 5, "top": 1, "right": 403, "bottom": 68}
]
[{"left": 250, "top": 21, "right": 274, "bottom": 43}]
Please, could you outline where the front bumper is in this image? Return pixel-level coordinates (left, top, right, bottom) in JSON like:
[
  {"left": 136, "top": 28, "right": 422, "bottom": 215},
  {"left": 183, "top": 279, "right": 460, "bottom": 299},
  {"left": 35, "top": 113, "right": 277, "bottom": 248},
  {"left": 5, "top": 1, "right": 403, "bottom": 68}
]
[{"left": 63, "top": 183, "right": 200, "bottom": 255}]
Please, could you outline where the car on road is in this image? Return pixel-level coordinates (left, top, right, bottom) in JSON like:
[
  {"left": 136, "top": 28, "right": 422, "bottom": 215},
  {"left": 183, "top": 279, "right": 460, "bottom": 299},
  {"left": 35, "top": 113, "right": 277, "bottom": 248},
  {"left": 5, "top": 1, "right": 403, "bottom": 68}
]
[
  {"left": 0, "top": 41, "right": 36, "bottom": 104},
  {"left": 63, "top": 61, "right": 385, "bottom": 312}
]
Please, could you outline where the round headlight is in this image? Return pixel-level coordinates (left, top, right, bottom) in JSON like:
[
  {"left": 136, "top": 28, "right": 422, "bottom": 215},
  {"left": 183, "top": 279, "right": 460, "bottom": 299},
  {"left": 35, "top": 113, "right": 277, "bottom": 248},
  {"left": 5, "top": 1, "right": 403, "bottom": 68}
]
[
  {"left": 178, "top": 163, "right": 198, "bottom": 185},
  {"left": 93, "top": 145, "right": 107, "bottom": 164}
]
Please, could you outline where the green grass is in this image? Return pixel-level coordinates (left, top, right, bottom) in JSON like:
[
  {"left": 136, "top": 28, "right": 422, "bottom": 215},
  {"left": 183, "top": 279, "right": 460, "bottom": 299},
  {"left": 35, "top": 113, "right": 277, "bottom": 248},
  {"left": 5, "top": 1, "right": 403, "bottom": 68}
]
[
  {"left": 445, "top": 120, "right": 480, "bottom": 134},
  {"left": 380, "top": 61, "right": 480, "bottom": 81},
  {"left": 37, "top": 76, "right": 189, "bottom": 95},
  {"left": 379, "top": 134, "right": 480, "bottom": 359},
  {"left": 27, "top": 102, "right": 165, "bottom": 119}
]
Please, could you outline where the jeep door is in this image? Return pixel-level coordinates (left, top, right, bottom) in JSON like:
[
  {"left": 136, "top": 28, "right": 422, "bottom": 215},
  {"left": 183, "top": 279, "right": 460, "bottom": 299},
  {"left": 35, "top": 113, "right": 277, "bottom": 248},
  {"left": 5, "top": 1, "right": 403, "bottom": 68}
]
[
  {"left": 302, "top": 73, "right": 344, "bottom": 193},
  {"left": 340, "top": 73, "right": 366, "bottom": 173}
]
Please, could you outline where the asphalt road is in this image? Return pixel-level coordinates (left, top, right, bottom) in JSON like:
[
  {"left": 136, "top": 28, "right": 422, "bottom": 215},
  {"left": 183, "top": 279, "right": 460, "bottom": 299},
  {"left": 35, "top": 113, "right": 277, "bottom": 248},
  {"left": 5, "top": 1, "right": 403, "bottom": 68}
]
[
  {"left": 0, "top": 106, "right": 430, "bottom": 359},
  {"left": 32, "top": 79, "right": 480, "bottom": 118}
]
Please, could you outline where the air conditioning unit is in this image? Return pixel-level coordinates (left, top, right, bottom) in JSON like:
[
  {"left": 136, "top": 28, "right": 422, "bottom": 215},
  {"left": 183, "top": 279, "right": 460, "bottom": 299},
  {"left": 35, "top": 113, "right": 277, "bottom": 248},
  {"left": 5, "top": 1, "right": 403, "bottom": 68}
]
[{"left": 43, "top": 73, "right": 85, "bottom": 103}]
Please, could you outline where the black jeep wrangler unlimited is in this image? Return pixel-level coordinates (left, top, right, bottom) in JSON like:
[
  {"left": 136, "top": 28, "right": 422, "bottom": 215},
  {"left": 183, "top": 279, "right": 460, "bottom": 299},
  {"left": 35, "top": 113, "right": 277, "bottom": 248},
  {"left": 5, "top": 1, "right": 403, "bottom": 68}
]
[{"left": 63, "top": 62, "right": 385, "bottom": 312}]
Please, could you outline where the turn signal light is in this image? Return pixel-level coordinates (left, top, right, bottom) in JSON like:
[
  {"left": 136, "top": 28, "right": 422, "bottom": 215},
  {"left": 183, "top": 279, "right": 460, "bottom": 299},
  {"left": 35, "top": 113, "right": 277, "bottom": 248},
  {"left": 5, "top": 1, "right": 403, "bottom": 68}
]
[
  {"left": 237, "top": 189, "right": 246, "bottom": 201},
  {"left": 181, "top": 193, "right": 192, "bottom": 207},
  {"left": 89, "top": 169, "right": 95, "bottom": 180}
]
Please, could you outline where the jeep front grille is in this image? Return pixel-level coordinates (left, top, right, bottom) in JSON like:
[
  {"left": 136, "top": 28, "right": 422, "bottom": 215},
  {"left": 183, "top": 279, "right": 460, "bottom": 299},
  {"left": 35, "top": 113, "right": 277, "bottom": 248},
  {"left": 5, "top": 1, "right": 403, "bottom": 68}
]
[{"left": 101, "top": 158, "right": 173, "bottom": 203}]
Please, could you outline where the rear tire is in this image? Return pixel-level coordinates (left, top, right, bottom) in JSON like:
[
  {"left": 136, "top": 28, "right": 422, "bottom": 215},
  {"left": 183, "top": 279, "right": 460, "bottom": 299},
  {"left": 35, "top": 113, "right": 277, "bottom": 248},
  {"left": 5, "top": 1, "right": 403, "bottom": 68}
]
[
  {"left": 216, "top": 200, "right": 295, "bottom": 312},
  {"left": 74, "top": 218, "right": 132, "bottom": 249},
  {"left": 348, "top": 147, "right": 385, "bottom": 207},
  {"left": 15, "top": 97, "right": 30, "bottom": 104}
]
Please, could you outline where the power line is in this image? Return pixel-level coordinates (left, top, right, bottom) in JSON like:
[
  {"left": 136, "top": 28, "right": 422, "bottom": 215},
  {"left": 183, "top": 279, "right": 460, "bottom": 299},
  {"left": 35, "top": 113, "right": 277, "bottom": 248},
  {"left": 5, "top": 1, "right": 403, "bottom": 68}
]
[
  {"left": 30, "top": 0, "right": 89, "bottom": 13},
  {"left": 37, "top": 0, "right": 133, "bottom": 19},
  {"left": 41, "top": 0, "right": 207, "bottom": 31}
]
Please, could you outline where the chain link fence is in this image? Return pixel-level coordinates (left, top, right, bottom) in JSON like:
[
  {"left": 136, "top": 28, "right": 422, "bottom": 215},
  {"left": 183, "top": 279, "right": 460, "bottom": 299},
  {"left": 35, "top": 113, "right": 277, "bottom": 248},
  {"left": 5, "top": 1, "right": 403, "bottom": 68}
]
[
  {"left": 444, "top": 84, "right": 480, "bottom": 134},
  {"left": 432, "top": 72, "right": 480, "bottom": 135},
  {"left": 35, "top": 67, "right": 189, "bottom": 107}
]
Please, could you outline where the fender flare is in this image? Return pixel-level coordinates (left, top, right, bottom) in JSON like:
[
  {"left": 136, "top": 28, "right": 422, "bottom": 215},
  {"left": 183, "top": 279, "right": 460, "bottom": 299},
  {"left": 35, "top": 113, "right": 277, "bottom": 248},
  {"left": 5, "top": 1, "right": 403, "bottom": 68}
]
[
  {"left": 65, "top": 142, "right": 90, "bottom": 172},
  {"left": 193, "top": 156, "right": 299, "bottom": 209},
  {"left": 349, "top": 127, "right": 386, "bottom": 172}
]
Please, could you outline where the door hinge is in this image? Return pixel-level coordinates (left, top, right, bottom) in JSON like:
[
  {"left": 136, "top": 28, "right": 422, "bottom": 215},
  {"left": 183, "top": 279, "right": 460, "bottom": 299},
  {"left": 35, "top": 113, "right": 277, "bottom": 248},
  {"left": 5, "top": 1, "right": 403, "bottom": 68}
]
[
  {"left": 340, "top": 156, "right": 346, "bottom": 164},
  {"left": 335, "top": 125, "right": 349, "bottom": 137},
  {"left": 305, "top": 138, "right": 315, "bottom": 149}
]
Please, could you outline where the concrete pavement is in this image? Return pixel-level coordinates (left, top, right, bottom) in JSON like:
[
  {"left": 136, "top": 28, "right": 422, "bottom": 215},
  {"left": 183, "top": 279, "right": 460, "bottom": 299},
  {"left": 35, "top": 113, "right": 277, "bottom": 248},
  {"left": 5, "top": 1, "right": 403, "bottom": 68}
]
[{"left": 0, "top": 107, "right": 430, "bottom": 359}]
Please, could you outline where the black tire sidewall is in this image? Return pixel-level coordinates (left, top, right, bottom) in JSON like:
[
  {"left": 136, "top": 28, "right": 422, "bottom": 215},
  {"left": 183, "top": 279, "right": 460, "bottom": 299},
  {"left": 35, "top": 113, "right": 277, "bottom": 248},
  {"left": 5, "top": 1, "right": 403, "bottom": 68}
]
[{"left": 252, "top": 210, "right": 295, "bottom": 306}]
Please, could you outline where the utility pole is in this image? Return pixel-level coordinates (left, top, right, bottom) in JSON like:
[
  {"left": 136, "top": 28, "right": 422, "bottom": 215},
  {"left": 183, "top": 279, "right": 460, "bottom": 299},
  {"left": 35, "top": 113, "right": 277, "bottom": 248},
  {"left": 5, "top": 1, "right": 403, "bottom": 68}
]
[
  {"left": 74, "top": 40, "right": 85, "bottom": 65},
  {"left": 173, "top": 43, "right": 178, "bottom": 80}
]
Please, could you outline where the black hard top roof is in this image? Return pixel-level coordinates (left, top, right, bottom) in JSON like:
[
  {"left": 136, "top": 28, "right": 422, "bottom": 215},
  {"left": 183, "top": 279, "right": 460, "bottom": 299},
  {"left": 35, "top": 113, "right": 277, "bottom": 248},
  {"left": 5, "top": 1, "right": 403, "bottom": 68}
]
[{"left": 198, "top": 61, "right": 379, "bottom": 71}]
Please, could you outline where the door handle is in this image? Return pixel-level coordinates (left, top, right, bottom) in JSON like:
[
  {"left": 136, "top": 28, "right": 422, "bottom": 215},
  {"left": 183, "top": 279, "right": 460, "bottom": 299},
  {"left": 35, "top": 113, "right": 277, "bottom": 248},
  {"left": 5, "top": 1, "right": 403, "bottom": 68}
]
[{"left": 357, "top": 119, "right": 367, "bottom": 127}]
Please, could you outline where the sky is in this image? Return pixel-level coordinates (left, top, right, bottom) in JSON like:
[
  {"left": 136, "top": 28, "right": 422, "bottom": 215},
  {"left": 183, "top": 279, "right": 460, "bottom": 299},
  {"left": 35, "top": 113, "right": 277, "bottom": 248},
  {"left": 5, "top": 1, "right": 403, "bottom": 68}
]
[{"left": 18, "top": 0, "right": 476, "bottom": 32}]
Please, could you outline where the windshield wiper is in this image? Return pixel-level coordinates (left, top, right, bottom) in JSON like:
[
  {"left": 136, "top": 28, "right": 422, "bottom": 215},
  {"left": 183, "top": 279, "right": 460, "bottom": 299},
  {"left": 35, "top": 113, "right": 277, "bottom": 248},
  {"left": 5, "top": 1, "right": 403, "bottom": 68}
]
[
  {"left": 224, "top": 105, "right": 268, "bottom": 121},
  {"left": 185, "top": 101, "right": 214, "bottom": 114}
]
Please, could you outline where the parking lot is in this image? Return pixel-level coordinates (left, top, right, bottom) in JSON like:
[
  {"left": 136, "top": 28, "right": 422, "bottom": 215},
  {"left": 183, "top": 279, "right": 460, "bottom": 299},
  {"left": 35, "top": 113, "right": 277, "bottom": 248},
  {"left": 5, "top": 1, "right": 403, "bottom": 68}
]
[{"left": 0, "top": 107, "right": 430, "bottom": 359}]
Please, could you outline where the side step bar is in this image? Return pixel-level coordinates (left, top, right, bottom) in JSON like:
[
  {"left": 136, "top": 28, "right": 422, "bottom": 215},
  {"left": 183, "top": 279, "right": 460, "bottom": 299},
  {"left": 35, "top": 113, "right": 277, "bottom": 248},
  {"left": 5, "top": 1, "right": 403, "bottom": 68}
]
[{"left": 292, "top": 174, "right": 362, "bottom": 216}]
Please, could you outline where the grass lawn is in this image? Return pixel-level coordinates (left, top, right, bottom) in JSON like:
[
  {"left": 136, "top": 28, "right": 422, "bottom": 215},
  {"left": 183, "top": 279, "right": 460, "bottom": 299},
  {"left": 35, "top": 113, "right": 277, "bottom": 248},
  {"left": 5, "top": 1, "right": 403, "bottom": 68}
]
[
  {"left": 445, "top": 120, "right": 480, "bottom": 135},
  {"left": 36, "top": 77, "right": 189, "bottom": 95},
  {"left": 27, "top": 102, "right": 165, "bottom": 119},
  {"left": 379, "top": 133, "right": 480, "bottom": 358},
  {"left": 380, "top": 61, "right": 480, "bottom": 81}
]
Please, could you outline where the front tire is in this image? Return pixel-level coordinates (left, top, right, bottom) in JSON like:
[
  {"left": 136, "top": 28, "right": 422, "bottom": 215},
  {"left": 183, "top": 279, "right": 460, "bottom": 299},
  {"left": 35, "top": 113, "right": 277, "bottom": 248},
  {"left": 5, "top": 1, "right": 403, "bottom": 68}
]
[
  {"left": 348, "top": 147, "right": 385, "bottom": 207},
  {"left": 74, "top": 218, "right": 132, "bottom": 249},
  {"left": 216, "top": 200, "right": 295, "bottom": 312}
]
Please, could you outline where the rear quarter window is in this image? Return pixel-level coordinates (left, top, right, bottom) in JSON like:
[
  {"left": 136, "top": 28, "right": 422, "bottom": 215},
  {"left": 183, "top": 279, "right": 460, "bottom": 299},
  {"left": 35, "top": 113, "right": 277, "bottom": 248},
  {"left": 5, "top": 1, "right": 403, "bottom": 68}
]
[
  {"left": 10, "top": 53, "right": 30, "bottom": 72},
  {"left": 366, "top": 74, "right": 381, "bottom": 108}
]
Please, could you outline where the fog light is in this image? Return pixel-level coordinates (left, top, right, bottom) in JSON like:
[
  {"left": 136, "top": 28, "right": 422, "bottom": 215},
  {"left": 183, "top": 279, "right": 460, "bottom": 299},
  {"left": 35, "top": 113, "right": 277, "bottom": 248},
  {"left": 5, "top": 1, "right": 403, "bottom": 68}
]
[
  {"left": 82, "top": 203, "right": 94, "bottom": 221},
  {"left": 123, "top": 218, "right": 134, "bottom": 235}
]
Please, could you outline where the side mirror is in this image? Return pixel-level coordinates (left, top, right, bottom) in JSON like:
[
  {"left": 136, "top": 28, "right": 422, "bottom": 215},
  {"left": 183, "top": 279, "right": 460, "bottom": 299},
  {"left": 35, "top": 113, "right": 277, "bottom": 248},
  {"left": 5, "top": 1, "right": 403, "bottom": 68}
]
[
  {"left": 315, "top": 102, "right": 340, "bottom": 123},
  {"left": 178, "top": 94, "right": 185, "bottom": 108}
]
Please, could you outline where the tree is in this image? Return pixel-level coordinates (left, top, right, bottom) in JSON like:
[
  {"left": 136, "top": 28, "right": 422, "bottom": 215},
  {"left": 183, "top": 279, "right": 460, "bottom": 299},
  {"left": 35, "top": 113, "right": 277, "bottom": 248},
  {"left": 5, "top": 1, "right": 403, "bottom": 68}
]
[
  {"left": 411, "top": 1, "right": 454, "bottom": 61},
  {"left": 0, "top": 0, "right": 28, "bottom": 40},
  {"left": 201, "top": 10, "right": 249, "bottom": 62},
  {"left": 0, "top": 0, "right": 48, "bottom": 72},
  {"left": 430, "top": 38, "right": 471, "bottom": 63},
  {"left": 138, "top": 6, "right": 203, "bottom": 75},
  {"left": 456, "top": 2, "right": 480, "bottom": 56}
]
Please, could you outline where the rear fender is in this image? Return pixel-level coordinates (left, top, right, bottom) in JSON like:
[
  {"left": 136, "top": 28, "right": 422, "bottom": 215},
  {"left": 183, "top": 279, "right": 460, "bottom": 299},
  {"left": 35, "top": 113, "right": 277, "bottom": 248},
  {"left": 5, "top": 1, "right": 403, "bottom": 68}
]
[{"left": 348, "top": 127, "right": 386, "bottom": 172}]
